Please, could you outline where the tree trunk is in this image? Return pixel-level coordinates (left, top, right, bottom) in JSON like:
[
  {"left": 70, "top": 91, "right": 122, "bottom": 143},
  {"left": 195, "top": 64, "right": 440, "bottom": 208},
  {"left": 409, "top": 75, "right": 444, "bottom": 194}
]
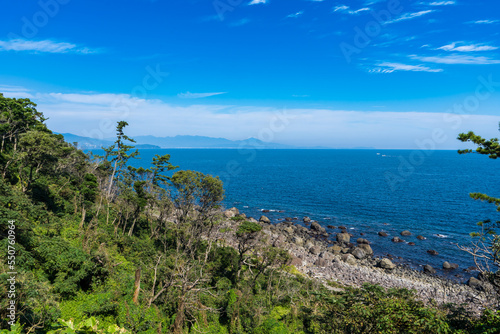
[
  {"left": 172, "top": 296, "right": 185, "bottom": 334},
  {"left": 128, "top": 217, "right": 137, "bottom": 236},
  {"left": 132, "top": 267, "right": 141, "bottom": 304},
  {"left": 79, "top": 207, "right": 86, "bottom": 229}
]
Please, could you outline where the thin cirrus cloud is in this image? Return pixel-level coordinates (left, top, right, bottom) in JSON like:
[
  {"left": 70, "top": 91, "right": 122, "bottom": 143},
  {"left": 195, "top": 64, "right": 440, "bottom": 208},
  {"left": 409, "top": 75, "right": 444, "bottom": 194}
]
[
  {"left": 387, "top": 10, "right": 435, "bottom": 23},
  {"left": 0, "top": 39, "right": 97, "bottom": 54},
  {"left": 333, "top": 5, "right": 370, "bottom": 15},
  {"left": 177, "top": 92, "right": 227, "bottom": 99},
  {"left": 437, "top": 42, "right": 498, "bottom": 52},
  {"left": 427, "top": 1, "right": 456, "bottom": 5},
  {"left": 470, "top": 19, "right": 499, "bottom": 24},
  {"left": 370, "top": 62, "right": 443, "bottom": 73},
  {"left": 411, "top": 54, "right": 500, "bottom": 65},
  {"left": 287, "top": 11, "right": 304, "bottom": 18}
]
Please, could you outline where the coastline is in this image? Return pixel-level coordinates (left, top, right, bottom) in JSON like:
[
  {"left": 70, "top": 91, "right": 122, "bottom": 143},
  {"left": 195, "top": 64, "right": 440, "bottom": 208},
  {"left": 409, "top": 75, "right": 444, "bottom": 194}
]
[{"left": 220, "top": 207, "right": 499, "bottom": 315}]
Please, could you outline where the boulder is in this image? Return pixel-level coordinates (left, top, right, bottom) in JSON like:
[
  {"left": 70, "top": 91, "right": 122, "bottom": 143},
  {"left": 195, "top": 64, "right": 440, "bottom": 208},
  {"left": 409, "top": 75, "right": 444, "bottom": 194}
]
[
  {"left": 259, "top": 215, "right": 271, "bottom": 224},
  {"left": 248, "top": 217, "right": 258, "bottom": 223},
  {"left": 379, "top": 258, "right": 396, "bottom": 270},
  {"left": 291, "top": 236, "right": 304, "bottom": 246},
  {"left": 285, "top": 217, "right": 293, "bottom": 222},
  {"left": 351, "top": 247, "right": 367, "bottom": 259},
  {"left": 378, "top": 231, "right": 388, "bottom": 237},
  {"left": 314, "top": 258, "right": 328, "bottom": 267},
  {"left": 424, "top": 265, "right": 436, "bottom": 274},
  {"left": 309, "top": 246, "right": 321, "bottom": 255},
  {"left": 303, "top": 216, "right": 311, "bottom": 223},
  {"left": 401, "top": 230, "right": 411, "bottom": 236},
  {"left": 416, "top": 235, "right": 426, "bottom": 240},
  {"left": 468, "top": 277, "right": 484, "bottom": 291},
  {"left": 357, "top": 238, "right": 370, "bottom": 244},
  {"left": 336, "top": 232, "right": 351, "bottom": 244},
  {"left": 238, "top": 213, "right": 247, "bottom": 218},
  {"left": 273, "top": 235, "right": 286, "bottom": 247},
  {"left": 290, "top": 256, "right": 302, "bottom": 267},
  {"left": 408, "top": 242, "right": 416, "bottom": 246},
  {"left": 427, "top": 250, "right": 439, "bottom": 256},
  {"left": 311, "top": 222, "right": 326, "bottom": 233},
  {"left": 262, "top": 209, "right": 270, "bottom": 213},
  {"left": 358, "top": 243, "right": 373, "bottom": 255},
  {"left": 327, "top": 225, "right": 337, "bottom": 229},
  {"left": 341, "top": 254, "right": 357, "bottom": 265},
  {"left": 339, "top": 226, "right": 347, "bottom": 230},
  {"left": 329, "top": 245, "right": 342, "bottom": 255},
  {"left": 224, "top": 210, "right": 236, "bottom": 218},
  {"left": 443, "top": 261, "right": 451, "bottom": 269},
  {"left": 319, "top": 252, "right": 335, "bottom": 260},
  {"left": 392, "top": 237, "right": 403, "bottom": 243}
]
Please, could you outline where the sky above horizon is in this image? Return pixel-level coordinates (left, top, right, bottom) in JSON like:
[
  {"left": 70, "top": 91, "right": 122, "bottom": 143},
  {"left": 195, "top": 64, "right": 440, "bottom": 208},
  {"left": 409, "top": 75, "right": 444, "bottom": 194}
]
[{"left": 1, "top": 0, "right": 499, "bottom": 149}]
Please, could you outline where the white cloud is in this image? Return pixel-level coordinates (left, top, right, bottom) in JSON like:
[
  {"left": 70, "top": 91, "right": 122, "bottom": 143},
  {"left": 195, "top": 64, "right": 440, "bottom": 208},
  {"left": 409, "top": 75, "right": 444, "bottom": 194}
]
[
  {"left": 427, "top": 1, "right": 456, "bottom": 5},
  {"left": 287, "top": 11, "right": 304, "bottom": 18},
  {"left": 370, "top": 62, "right": 443, "bottom": 73},
  {"left": 333, "top": 5, "right": 370, "bottom": 15},
  {"left": 248, "top": 0, "right": 267, "bottom": 5},
  {"left": 177, "top": 92, "right": 227, "bottom": 99},
  {"left": 387, "top": 10, "right": 434, "bottom": 23},
  {"left": 6, "top": 89, "right": 498, "bottom": 149},
  {"left": 0, "top": 39, "right": 97, "bottom": 54},
  {"left": 437, "top": 42, "right": 498, "bottom": 52},
  {"left": 412, "top": 54, "right": 500, "bottom": 64},
  {"left": 470, "top": 19, "right": 499, "bottom": 24}
]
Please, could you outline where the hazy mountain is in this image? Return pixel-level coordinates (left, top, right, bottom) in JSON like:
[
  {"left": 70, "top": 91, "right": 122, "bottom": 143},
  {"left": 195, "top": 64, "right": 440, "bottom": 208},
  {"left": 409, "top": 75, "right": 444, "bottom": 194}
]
[{"left": 58, "top": 133, "right": 296, "bottom": 149}]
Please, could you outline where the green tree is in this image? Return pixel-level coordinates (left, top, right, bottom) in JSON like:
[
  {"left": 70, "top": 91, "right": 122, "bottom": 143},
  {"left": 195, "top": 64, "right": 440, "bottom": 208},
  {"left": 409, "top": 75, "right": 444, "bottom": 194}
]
[{"left": 457, "top": 122, "right": 500, "bottom": 275}]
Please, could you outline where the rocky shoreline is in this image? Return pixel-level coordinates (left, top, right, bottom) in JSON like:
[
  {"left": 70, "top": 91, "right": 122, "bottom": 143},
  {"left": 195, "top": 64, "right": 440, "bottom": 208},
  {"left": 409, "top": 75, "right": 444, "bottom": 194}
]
[{"left": 221, "top": 207, "right": 499, "bottom": 314}]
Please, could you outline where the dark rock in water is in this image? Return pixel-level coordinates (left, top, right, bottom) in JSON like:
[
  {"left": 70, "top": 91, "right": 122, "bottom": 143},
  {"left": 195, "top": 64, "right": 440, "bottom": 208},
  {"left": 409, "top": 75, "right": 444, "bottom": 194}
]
[
  {"left": 427, "top": 250, "right": 439, "bottom": 256},
  {"left": 293, "top": 217, "right": 298, "bottom": 220},
  {"left": 352, "top": 247, "right": 367, "bottom": 259},
  {"left": 262, "top": 209, "right": 270, "bottom": 213},
  {"left": 357, "top": 238, "right": 370, "bottom": 244},
  {"left": 443, "top": 261, "right": 451, "bottom": 269},
  {"left": 259, "top": 215, "right": 271, "bottom": 224},
  {"left": 401, "top": 230, "right": 411, "bottom": 236},
  {"left": 468, "top": 277, "right": 484, "bottom": 291},
  {"left": 303, "top": 216, "right": 311, "bottom": 223},
  {"left": 336, "top": 232, "right": 350, "bottom": 244},
  {"left": 408, "top": 242, "right": 416, "bottom": 246},
  {"left": 378, "top": 231, "right": 388, "bottom": 237},
  {"left": 309, "top": 246, "right": 321, "bottom": 255},
  {"left": 285, "top": 217, "right": 293, "bottom": 222},
  {"left": 379, "top": 258, "right": 396, "bottom": 270},
  {"left": 315, "top": 258, "right": 328, "bottom": 267},
  {"left": 278, "top": 210, "right": 285, "bottom": 213},
  {"left": 311, "top": 222, "right": 326, "bottom": 233},
  {"left": 416, "top": 235, "right": 426, "bottom": 240},
  {"left": 360, "top": 232, "right": 365, "bottom": 236},
  {"left": 339, "top": 226, "right": 347, "bottom": 230},
  {"left": 465, "top": 266, "right": 478, "bottom": 272},
  {"left": 424, "top": 265, "right": 436, "bottom": 274},
  {"left": 327, "top": 225, "right": 336, "bottom": 229},
  {"left": 392, "top": 237, "right": 403, "bottom": 243}
]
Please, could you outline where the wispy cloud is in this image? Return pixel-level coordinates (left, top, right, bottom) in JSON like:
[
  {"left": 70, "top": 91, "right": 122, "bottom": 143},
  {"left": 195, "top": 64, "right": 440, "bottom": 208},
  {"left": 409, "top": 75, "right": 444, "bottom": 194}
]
[
  {"left": 387, "top": 10, "right": 434, "bottom": 23},
  {"left": 0, "top": 85, "right": 35, "bottom": 99},
  {"left": 437, "top": 42, "right": 498, "bottom": 52},
  {"left": 469, "top": 19, "right": 499, "bottom": 24},
  {"left": 427, "top": 1, "right": 456, "bottom": 5},
  {"left": 370, "top": 62, "right": 443, "bottom": 73},
  {"left": 248, "top": 0, "right": 267, "bottom": 5},
  {"left": 412, "top": 54, "right": 500, "bottom": 64},
  {"left": 0, "top": 39, "right": 97, "bottom": 54},
  {"left": 177, "top": 92, "right": 227, "bottom": 99},
  {"left": 333, "top": 5, "right": 370, "bottom": 15},
  {"left": 287, "top": 11, "right": 304, "bottom": 18}
]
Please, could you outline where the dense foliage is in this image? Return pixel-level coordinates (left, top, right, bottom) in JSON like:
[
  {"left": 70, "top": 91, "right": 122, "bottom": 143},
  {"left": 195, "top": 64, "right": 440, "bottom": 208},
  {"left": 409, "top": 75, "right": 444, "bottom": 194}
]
[{"left": 0, "top": 94, "right": 499, "bottom": 333}]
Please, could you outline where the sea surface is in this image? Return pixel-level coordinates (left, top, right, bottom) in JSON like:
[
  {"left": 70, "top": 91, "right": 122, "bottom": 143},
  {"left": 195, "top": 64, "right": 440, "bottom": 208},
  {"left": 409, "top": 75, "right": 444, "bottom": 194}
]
[{"left": 105, "top": 148, "right": 500, "bottom": 280}]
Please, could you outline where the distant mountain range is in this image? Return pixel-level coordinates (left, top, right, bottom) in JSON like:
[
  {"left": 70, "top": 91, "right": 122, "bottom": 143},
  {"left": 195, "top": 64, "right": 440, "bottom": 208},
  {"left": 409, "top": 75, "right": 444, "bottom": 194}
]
[{"left": 58, "top": 133, "right": 298, "bottom": 150}]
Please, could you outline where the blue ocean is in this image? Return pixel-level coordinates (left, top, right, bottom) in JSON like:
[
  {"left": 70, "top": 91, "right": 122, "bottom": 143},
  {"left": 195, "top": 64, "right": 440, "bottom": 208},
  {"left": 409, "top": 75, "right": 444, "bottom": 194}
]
[{"left": 126, "top": 149, "right": 500, "bottom": 279}]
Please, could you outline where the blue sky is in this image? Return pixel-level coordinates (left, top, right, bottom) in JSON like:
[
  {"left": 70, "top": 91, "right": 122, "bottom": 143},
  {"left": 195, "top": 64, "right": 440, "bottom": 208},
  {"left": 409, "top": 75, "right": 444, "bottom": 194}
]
[{"left": 1, "top": 0, "right": 499, "bottom": 148}]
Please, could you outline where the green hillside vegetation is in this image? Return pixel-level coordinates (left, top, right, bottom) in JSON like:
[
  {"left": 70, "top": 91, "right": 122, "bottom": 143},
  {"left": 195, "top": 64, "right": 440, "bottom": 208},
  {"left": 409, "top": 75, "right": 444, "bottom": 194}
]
[{"left": 0, "top": 93, "right": 499, "bottom": 333}]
